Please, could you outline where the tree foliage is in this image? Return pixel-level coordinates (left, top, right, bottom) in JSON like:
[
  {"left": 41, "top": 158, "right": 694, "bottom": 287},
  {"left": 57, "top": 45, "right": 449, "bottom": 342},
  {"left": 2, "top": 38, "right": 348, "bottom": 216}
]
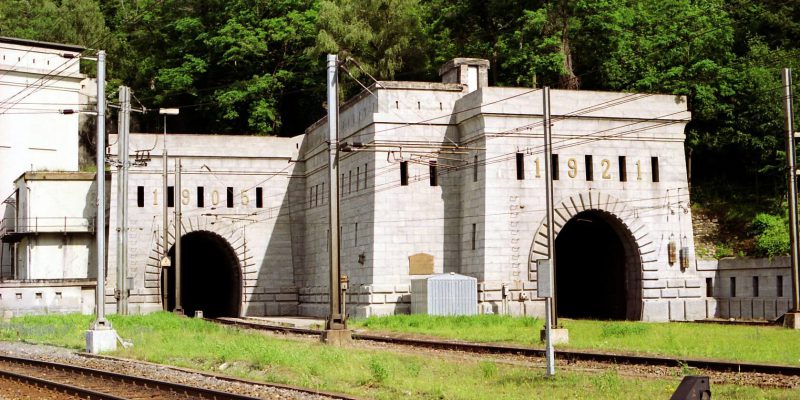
[{"left": 1, "top": 0, "right": 800, "bottom": 208}]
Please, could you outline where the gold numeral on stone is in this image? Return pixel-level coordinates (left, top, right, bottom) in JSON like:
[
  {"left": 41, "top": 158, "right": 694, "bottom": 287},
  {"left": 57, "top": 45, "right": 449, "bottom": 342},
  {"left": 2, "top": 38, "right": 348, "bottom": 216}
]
[
  {"left": 182, "top": 189, "right": 190, "bottom": 205},
  {"left": 534, "top": 158, "right": 541, "bottom": 178},
  {"left": 601, "top": 159, "right": 611, "bottom": 179},
  {"left": 211, "top": 190, "right": 219, "bottom": 205},
  {"left": 241, "top": 190, "right": 249, "bottom": 206},
  {"left": 153, "top": 189, "right": 158, "bottom": 206},
  {"left": 567, "top": 158, "right": 578, "bottom": 178},
  {"left": 636, "top": 160, "right": 642, "bottom": 180}
]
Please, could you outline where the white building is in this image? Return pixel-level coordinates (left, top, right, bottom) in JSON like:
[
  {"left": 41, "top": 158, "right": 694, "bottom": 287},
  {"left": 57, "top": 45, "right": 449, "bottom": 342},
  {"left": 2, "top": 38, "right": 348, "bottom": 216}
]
[
  {"left": 0, "top": 37, "right": 99, "bottom": 315},
  {"left": 1, "top": 36, "right": 790, "bottom": 322},
  {"left": 106, "top": 58, "right": 718, "bottom": 322}
]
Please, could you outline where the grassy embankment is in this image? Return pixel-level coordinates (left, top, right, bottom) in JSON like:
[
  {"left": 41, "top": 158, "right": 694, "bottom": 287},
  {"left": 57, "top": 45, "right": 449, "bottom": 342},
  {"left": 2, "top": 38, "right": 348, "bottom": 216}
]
[
  {"left": 0, "top": 313, "right": 796, "bottom": 399},
  {"left": 351, "top": 314, "right": 800, "bottom": 366}
]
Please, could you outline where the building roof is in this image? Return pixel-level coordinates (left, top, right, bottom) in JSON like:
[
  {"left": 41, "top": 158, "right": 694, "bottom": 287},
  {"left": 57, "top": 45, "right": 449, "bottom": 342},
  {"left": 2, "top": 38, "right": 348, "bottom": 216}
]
[{"left": 0, "top": 36, "right": 85, "bottom": 53}]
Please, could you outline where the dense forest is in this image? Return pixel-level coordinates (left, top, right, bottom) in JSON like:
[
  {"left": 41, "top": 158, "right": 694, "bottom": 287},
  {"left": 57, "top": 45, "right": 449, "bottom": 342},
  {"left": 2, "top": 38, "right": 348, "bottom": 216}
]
[{"left": 2, "top": 0, "right": 800, "bottom": 254}]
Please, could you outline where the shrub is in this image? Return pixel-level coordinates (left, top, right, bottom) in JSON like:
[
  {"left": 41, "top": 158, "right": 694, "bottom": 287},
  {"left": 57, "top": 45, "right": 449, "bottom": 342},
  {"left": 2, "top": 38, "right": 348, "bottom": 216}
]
[{"left": 751, "top": 213, "right": 789, "bottom": 258}]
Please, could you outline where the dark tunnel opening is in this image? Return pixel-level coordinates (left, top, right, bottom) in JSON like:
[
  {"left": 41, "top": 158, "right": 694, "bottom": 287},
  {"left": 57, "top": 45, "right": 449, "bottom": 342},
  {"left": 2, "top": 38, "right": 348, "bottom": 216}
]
[
  {"left": 554, "top": 210, "right": 641, "bottom": 320},
  {"left": 164, "top": 231, "right": 241, "bottom": 318}
]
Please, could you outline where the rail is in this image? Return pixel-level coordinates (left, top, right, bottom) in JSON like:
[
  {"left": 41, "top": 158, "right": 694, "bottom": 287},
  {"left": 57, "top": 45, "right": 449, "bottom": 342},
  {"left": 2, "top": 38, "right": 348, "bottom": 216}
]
[
  {"left": 212, "top": 317, "right": 800, "bottom": 377},
  {"left": 0, "top": 354, "right": 261, "bottom": 400}
]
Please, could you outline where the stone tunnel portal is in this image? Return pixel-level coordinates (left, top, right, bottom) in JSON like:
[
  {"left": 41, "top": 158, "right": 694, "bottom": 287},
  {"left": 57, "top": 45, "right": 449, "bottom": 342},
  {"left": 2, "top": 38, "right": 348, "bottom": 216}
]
[
  {"left": 165, "top": 231, "right": 242, "bottom": 318},
  {"left": 554, "top": 210, "right": 642, "bottom": 320}
]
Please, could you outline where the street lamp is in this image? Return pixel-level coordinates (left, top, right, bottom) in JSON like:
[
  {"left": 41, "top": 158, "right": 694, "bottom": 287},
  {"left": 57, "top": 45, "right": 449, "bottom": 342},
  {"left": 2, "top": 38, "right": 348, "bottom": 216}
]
[{"left": 159, "top": 108, "right": 178, "bottom": 311}]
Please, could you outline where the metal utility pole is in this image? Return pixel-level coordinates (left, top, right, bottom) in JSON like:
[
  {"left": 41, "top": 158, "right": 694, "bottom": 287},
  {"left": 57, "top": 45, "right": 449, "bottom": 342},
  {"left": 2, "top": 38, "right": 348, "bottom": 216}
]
[
  {"left": 783, "top": 69, "right": 800, "bottom": 314},
  {"left": 93, "top": 50, "right": 110, "bottom": 329},
  {"left": 174, "top": 157, "right": 183, "bottom": 314},
  {"left": 159, "top": 108, "right": 178, "bottom": 309},
  {"left": 85, "top": 50, "right": 117, "bottom": 353},
  {"left": 116, "top": 86, "right": 130, "bottom": 315},
  {"left": 542, "top": 86, "right": 556, "bottom": 376},
  {"left": 325, "top": 54, "right": 345, "bottom": 332}
]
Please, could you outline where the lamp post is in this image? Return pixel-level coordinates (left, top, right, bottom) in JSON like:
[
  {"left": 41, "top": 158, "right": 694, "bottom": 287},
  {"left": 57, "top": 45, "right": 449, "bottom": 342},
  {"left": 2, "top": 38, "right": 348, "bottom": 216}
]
[{"left": 159, "top": 108, "right": 179, "bottom": 311}]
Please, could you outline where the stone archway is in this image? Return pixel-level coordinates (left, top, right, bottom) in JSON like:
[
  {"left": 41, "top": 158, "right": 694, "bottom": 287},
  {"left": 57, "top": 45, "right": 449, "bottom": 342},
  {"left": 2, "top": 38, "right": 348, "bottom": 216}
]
[
  {"left": 146, "top": 215, "right": 251, "bottom": 317},
  {"left": 165, "top": 230, "right": 242, "bottom": 317},
  {"left": 529, "top": 191, "right": 656, "bottom": 320}
]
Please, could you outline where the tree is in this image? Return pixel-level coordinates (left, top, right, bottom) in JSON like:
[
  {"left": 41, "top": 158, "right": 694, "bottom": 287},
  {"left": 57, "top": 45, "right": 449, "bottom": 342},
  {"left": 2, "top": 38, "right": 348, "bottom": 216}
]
[{"left": 314, "top": 0, "right": 426, "bottom": 80}]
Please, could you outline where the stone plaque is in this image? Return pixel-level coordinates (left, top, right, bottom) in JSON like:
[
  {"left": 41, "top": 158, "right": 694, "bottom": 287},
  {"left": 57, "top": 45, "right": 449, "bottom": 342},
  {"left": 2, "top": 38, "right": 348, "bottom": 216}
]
[{"left": 409, "top": 253, "right": 434, "bottom": 275}]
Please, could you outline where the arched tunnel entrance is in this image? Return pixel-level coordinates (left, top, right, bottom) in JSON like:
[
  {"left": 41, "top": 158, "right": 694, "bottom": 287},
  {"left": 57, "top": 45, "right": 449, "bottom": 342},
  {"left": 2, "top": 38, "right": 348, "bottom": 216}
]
[
  {"left": 554, "top": 210, "right": 642, "bottom": 320},
  {"left": 164, "top": 231, "right": 242, "bottom": 318}
]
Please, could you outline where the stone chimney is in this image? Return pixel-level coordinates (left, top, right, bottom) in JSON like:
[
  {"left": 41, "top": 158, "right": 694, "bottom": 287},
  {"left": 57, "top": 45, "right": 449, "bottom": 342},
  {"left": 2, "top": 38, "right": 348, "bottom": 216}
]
[{"left": 438, "top": 58, "right": 490, "bottom": 93}]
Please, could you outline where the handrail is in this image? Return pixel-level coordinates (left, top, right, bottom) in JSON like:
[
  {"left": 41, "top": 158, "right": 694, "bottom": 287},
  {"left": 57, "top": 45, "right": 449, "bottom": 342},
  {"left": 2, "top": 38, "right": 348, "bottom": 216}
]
[{"left": 0, "top": 217, "right": 95, "bottom": 235}]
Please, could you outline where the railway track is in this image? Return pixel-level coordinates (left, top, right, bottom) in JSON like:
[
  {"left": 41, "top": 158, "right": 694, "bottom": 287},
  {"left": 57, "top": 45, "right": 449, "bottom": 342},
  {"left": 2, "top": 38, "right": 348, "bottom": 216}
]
[
  {"left": 0, "top": 353, "right": 264, "bottom": 399},
  {"left": 213, "top": 317, "right": 800, "bottom": 378}
]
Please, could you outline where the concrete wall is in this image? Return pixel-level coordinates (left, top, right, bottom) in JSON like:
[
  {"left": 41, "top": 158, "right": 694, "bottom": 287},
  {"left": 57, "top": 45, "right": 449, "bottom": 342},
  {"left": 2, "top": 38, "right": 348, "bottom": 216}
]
[
  {"left": 12, "top": 173, "right": 97, "bottom": 280},
  {"left": 697, "top": 257, "right": 793, "bottom": 321},
  {"left": 0, "top": 39, "right": 84, "bottom": 278},
  {"left": 0, "top": 279, "right": 95, "bottom": 315}
]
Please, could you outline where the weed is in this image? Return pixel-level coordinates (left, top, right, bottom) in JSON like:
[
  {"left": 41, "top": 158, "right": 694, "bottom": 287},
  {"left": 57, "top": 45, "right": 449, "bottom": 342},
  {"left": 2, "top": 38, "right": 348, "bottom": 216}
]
[
  {"left": 368, "top": 357, "right": 389, "bottom": 383},
  {"left": 600, "top": 322, "right": 650, "bottom": 338},
  {"left": 479, "top": 361, "right": 497, "bottom": 378}
]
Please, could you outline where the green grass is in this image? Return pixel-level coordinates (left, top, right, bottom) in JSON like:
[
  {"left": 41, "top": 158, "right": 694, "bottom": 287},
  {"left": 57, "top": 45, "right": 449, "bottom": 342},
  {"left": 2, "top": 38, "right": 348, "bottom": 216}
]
[
  {"left": 351, "top": 314, "right": 800, "bottom": 365},
  {"left": 0, "top": 313, "right": 796, "bottom": 399}
]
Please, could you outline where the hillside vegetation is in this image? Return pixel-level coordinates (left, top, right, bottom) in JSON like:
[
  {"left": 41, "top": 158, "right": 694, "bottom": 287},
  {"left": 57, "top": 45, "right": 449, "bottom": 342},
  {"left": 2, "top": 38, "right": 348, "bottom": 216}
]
[{"left": 2, "top": 0, "right": 800, "bottom": 247}]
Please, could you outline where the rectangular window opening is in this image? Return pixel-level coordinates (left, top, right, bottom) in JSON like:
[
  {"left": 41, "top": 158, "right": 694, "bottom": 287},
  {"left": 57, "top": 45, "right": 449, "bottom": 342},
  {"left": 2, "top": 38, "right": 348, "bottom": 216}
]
[
  {"left": 651, "top": 156, "right": 660, "bottom": 182},
  {"left": 429, "top": 161, "right": 438, "bottom": 186},
  {"left": 197, "top": 187, "right": 204, "bottom": 207},
  {"left": 226, "top": 187, "right": 234, "bottom": 208},
  {"left": 473, "top": 155, "right": 478, "bottom": 182},
  {"left": 705, "top": 277, "right": 713, "bottom": 297},
  {"left": 341, "top": 173, "right": 345, "bottom": 196},
  {"left": 363, "top": 163, "right": 368, "bottom": 189},
  {"left": 137, "top": 186, "right": 144, "bottom": 207},
  {"left": 585, "top": 155, "right": 593, "bottom": 181},
  {"left": 356, "top": 167, "right": 360, "bottom": 191},
  {"left": 516, "top": 153, "right": 525, "bottom": 180},
  {"left": 321, "top": 182, "right": 325, "bottom": 205},
  {"left": 471, "top": 223, "right": 477, "bottom": 250},
  {"left": 400, "top": 161, "right": 409, "bottom": 186},
  {"left": 551, "top": 154, "right": 559, "bottom": 180},
  {"left": 778, "top": 275, "right": 784, "bottom": 297},
  {"left": 753, "top": 276, "right": 760, "bottom": 297},
  {"left": 256, "top": 187, "right": 263, "bottom": 208},
  {"left": 730, "top": 277, "right": 736, "bottom": 298},
  {"left": 167, "top": 186, "right": 174, "bottom": 208},
  {"left": 348, "top": 170, "right": 352, "bottom": 194},
  {"left": 618, "top": 156, "right": 627, "bottom": 182},
  {"left": 354, "top": 222, "right": 358, "bottom": 246}
]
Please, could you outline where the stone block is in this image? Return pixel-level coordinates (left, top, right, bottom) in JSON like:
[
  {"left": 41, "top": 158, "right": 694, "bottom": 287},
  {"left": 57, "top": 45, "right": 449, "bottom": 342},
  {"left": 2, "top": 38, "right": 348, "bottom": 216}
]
[
  {"left": 669, "top": 300, "right": 685, "bottom": 321},
  {"left": 764, "top": 301, "right": 777, "bottom": 320},
  {"left": 783, "top": 312, "right": 800, "bottom": 329},
  {"left": 705, "top": 299, "right": 718, "bottom": 319},
  {"left": 684, "top": 300, "right": 706, "bottom": 321},
  {"left": 642, "top": 301, "right": 669, "bottom": 322},
  {"left": 685, "top": 279, "right": 702, "bottom": 288},
  {"left": 719, "top": 300, "right": 730, "bottom": 318},
  {"left": 523, "top": 281, "right": 537, "bottom": 290},
  {"left": 667, "top": 280, "right": 685, "bottom": 288},
  {"left": 741, "top": 301, "right": 753, "bottom": 319},
  {"left": 276, "top": 293, "right": 298, "bottom": 302},
  {"left": 678, "top": 287, "right": 703, "bottom": 298},
  {"left": 661, "top": 288, "right": 678, "bottom": 298},
  {"left": 642, "top": 280, "right": 665, "bottom": 289},
  {"left": 540, "top": 328, "right": 569, "bottom": 345},
  {"left": 752, "top": 299, "right": 765, "bottom": 320},
  {"left": 643, "top": 288, "right": 661, "bottom": 299},
  {"left": 85, "top": 328, "right": 117, "bottom": 354}
]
